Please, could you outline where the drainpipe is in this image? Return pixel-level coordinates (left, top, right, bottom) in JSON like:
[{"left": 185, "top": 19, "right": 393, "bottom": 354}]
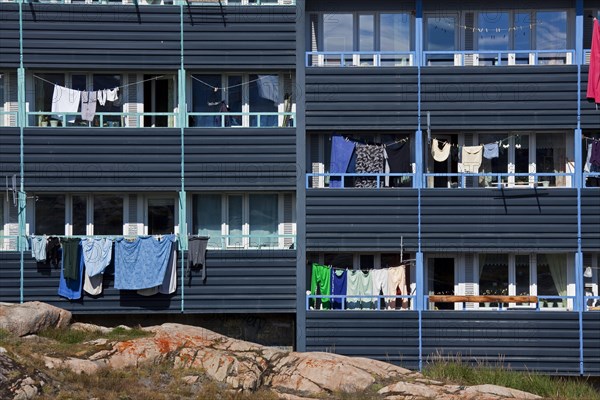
[
  {"left": 17, "top": 0, "right": 26, "bottom": 304},
  {"left": 179, "top": 1, "right": 188, "bottom": 313}
]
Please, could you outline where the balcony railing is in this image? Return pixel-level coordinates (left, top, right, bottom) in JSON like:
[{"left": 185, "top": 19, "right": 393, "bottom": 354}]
[
  {"left": 27, "top": 111, "right": 177, "bottom": 128},
  {"left": 202, "top": 234, "right": 296, "bottom": 250},
  {"left": 306, "top": 294, "right": 414, "bottom": 311},
  {"left": 305, "top": 51, "right": 415, "bottom": 67},
  {"left": 423, "top": 50, "right": 575, "bottom": 66},
  {"left": 20, "top": 0, "right": 295, "bottom": 5},
  {"left": 423, "top": 172, "right": 574, "bottom": 189},
  {"left": 188, "top": 112, "right": 295, "bottom": 128},
  {"left": 584, "top": 172, "right": 600, "bottom": 187},
  {"left": 306, "top": 173, "right": 415, "bottom": 189}
]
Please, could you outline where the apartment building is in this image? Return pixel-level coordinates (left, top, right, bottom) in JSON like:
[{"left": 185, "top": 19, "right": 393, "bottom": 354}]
[{"left": 0, "top": 0, "right": 598, "bottom": 375}]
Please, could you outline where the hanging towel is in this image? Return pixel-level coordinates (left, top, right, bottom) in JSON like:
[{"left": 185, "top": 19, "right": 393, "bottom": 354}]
[
  {"left": 483, "top": 142, "right": 499, "bottom": 160},
  {"left": 114, "top": 235, "right": 176, "bottom": 290},
  {"left": 159, "top": 243, "right": 177, "bottom": 295},
  {"left": 347, "top": 270, "right": 373, "bottom": 310},
  {"left": 30, "top": 236, "right": 47, "bottom": 262},
  {"left": 371, "top": 268, "right": 389, "bottom": 308},
  {"left": 83, "top": 273, "right": 104, "bottom": 296},
  {"left": 310, "top": 263, "right": 331, "bottom": 309},
  {"left": 584, "top": 143, "right": 594, "bottom": 173},
  {"left": 329, "top": 135, "right": 355, "bottom": 188},
  {"left": 257, "top": 75, "right": 280, "bottom": 104},
  {"left": 432, "top": 139, "right": 451, "bottom": 162},
  {"left": 387, "top": 265, "right": 408, "bottom": 309},
  {"left": 51, "top": 85, "right": 81, "bottom": 114},
  {"left": 188, "top": 236, "right": 209, "bottom": 280},
  {"left": 58, "top": 247, "right": 84, "bottom": 300},
  {"left": 46, "top": 237, "right": 61, "bottom": 268},
  {"left": 81, "top": 238, "right": 112, "bottom": 277},
  {"left": 386, "top": 141, "right": 411, "bottom": 173},
  {"left": 62, "top": 238, "right": 81, "bottom": 281},
  {"left": 330, "top": 269, "right": 347, "bottom": 310},
  {"left": 461, "top": 145, "right": 484, "bottom": 173},
  {"left": 354, "top": 144, "right": 384, "bottom": 188},
  {"left": 588, "top": 19, "right": 600, "bottom": 104},
  {"left": 97, "top": 89, "right": 107, "bottom": 106},
  {"left": 81, "top": 91, "right": 97, "bottom": 122},
  {"left": 106, "top": 87, "right": 119, "bottom": 102},
  {"left": 591, "top": 141, "right": 600, "bottom": 167}
]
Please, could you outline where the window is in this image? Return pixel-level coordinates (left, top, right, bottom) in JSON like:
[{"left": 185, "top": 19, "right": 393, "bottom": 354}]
[
  {"left": 147, "top": 198, "right": 175, "bottom": 235},
  {"left": 0, "top": 73, "right": 6, "bottom": 127},
  {"left": 324, "top": 253, "right": 353, "bottom": 269},
  {"left": 537, "top": 254, "right": 567, "bottom": 307},
  {"left": 192, "top": 193, "right": 293, "bottom": 249},
  {"left": 191, "top": 73, "right": 288, "bottom": 128},
  {"left": 479, "top": 254, "right": 509, "bottom": 297},
  {"left": 35, "top": 195, "right": 66, "bottom": 235},
  {"left": 311, "top": 12, "right": 414, "bottom": 66},
  {"left": 33, "top": 73, "right": 122, "bottom": 127},
  {"left": 93, "top": 195, "right": 123, "bottom": 235},
  {"left": 323, "top": 14, "right": 354, "bottom": 52},
  {"left": 72, "top": 195, "right": 87, "bottom": 235}
]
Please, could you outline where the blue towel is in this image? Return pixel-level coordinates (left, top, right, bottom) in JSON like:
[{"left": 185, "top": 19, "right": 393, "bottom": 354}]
[
  {"left": 81, "top": 238, "right": 113, "bottom": 277},
  {"left": 329, "top": 135, "right": 355, "bottom": 188},
  {"left": 58, "top": 247, "right": 84, "bottom": 300},
  {"left": 331, "top": 269, "right": 347, "bottom": 310},
  {"left": 114, "top": 235, "right": 176, "bottom": 290}
]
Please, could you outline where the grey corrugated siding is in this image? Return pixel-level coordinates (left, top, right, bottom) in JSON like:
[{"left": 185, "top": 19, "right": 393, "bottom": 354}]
[
  {"left": 305, "top": 311, "right": 420, "bottom": 370},
  {"left": 421, "top": 66, "right": 578, "bottom": 130},
  {"left": 305, "top": 189, "right": 418, "bottom": 251},
  {"left": 22, "top": 128, "right": 181, "bottom": 191},
  {"left": 580, "top": 65, "right": 600, "bottom": 129},
  {"left": 0, "top": 127, "right": 20, "bottom": 177},
  {"left": 185, "top": 128, "right": 297, "bottom": 190},
  {"left": 184, "top": 6, "right": 296, "bottom": 69},
  {"left": 0, "top": 4, "right": 19, "bottom": 68},
  {"left": 582, "top": 190, "right": 600, "bottom": 252},
  {"left": 421, "top": 189, "right": 578, "bottom": 251},
  {"left": 0, "top": 4, "right": 295, "bottom": 70},
  {"left": 422, "top": 312, "right": 581, "bottom": 374},
  {"left": 305, "top": 189, "right": 578, "bottom": 252},
  {"left": 184, "top": 250, "right": 296, "bottom": 313},
  {"left": 583, "top": 313, "right": 600, "bottom": 374},
  {"left": 306, "top": 311, "right": 598, "bottom": 375},
  {"left": 0, "top": 250, "right": 296, "bottom": 314},
  {"left": 305, "top": 68, "right": 418, "bottom": 130}
]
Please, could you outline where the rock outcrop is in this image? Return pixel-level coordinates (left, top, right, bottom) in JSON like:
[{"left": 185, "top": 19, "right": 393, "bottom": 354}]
[
  {"left": 0, "top": 352, "right": 50, "bottom": 400},
  {"left": 0, "top": 302, "right": 71, "bottom": 337}
]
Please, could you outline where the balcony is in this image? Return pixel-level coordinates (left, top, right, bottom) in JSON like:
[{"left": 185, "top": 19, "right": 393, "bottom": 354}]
[
  {"left": 19, "top": 0, "right": 295, "bottom": 5},
  {"left": 305, "top": 52, "right": 415, "bottom": 68},
  {"left": 423, "top": 50, "right": 575, "bottom": 66}
]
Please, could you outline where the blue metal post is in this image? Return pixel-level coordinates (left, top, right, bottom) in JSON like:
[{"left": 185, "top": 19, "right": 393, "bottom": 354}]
[
  {"left": 415, "top": 0, "right": 424, "bottom": 373},
  {"left": 17, "top": 0, "right": 26, "bottom": 303},
  {"left": 178, "top": 2, "right": 187, "bottom": 313},
  {"left": 575, "top": 0, "right": 584, "bottom": 376}
]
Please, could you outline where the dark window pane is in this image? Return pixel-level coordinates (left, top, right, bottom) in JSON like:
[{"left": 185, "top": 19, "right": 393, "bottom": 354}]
[
  {"left": 193, "top": 194, "right": 222, "bottom": 248},
  {"left": 72, "top": 195, "right": 87, "bottom": 236},
  {"left": 148, "top": 198, "right": 174, "bottom": 235},
  {"left": 35, "top": 195, "right": 65, "bottom": 235},
  {"left": 93, "top": 195, "right": 123, "bottom": 235}
]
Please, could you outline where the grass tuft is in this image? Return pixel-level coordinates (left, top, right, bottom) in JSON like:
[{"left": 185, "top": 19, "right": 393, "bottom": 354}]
[
  {"left": 0, "top": 328, "right": 10, "bottom": 342},
  {"left": 423, "top": 357, "right": 600, "bottom": 400}
]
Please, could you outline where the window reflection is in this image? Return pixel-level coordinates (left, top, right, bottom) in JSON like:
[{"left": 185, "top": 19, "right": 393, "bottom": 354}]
[{"left": 323, "top": 14, "right": 353, "bottom": 52}]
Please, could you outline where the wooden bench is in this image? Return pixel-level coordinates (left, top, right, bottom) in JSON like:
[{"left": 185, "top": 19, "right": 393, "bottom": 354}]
[{"left": 428, "top": 295, "right": 538, "bottom": 304}]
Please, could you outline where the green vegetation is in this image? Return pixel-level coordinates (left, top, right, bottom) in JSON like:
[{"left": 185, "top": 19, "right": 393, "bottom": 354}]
[
  {"left": 423, "top": 359, "right": 600, "bottom": 400},
  {"left": 0, "top": 328, "right": 9, "bottom": 342},
  {"left": 38, "top": 326, "right": 151, "bottom": 345}
]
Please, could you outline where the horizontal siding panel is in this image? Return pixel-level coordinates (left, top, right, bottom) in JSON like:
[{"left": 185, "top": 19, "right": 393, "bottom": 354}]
[
  {"left": 305, "top": 68, "right": 418, "bottom": 130},
  {"left": 0, "top": 250, "right": 295, "bottom": 314},
  {"left": 421, "top": 66, "right": 578, "bottom": 130},
  {"left": 306, "top": 189, "right": 418, "bottom": 251},
  {"left": 581, "top": 190, "right": 600, "bottom": 251},
  {"left": 421, "top": 189, "right": 578, "bottom": 251},
  {"left": 185, "top": 128, "right": 296, "bottom": 190},
  {"left": 22, "top": 128, "right": 180, "bottom": 191},
  {"left": 0, "top": 4, "right": 295, "bottom": 69}
]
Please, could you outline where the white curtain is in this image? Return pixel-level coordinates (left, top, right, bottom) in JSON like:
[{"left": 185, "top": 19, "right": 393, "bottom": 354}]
[{"left": 544, "top": 254, "right": 567, "bottom": 306}]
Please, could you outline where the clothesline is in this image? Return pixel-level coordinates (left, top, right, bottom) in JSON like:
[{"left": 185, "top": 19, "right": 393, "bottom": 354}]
[
  {"left": 340, "top": 135, "right": 410, "bottom": 147},
  {"left": 431, "top": 133, "right": 522, "bottom": 148},
  {"left": 191, "top": 74, "right": 273, "bottom": 91},
  {"left": 583, "top": 135, "right": 600, "bottom": 142},
  {"left": 33, "top": 74, "right": 164, "bottom": 91}
]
